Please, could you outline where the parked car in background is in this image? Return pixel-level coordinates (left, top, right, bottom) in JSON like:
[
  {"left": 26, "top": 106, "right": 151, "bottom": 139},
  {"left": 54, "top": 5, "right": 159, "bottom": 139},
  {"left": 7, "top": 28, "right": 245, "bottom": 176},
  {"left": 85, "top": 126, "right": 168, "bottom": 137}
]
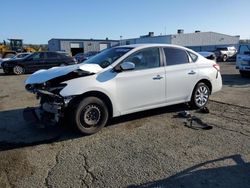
[
  {"left": 213, "top": 46, "right": 237, "bottom": 62},
  {"left": 74, "top": 52, "right": 84, "bottom": 63},
  {"left": 0, "top": 52, "right": 31, "bottom": 68},
  {"left": 198, "top": 51, "right": 216, "bottom": 61},
  {"left": 13, "top": 52, "right": 32, "bottom": 59},
  {"left": 2, "top": 51, "right": 77, "bottom": 75},
  {"left": 24, "top": 44, "right": 222, "bottom": 135},
  {"left": 236, "top": 44, "right": 250, "bottom": 77},
  {"left": 74, "top": 51, "right": 98, "bottom": 63},
  {"left": 56, "top": 51, "right": 71, "bottom": 57}
]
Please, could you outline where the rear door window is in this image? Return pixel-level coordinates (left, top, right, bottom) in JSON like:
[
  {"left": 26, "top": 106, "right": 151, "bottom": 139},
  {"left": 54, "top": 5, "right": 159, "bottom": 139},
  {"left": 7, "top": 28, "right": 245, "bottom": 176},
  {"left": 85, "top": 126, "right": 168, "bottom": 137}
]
[
  {"left": 46, "top": 52, "right": 59, "bottom": 59},
  {"left": 163, "top": 47, "right": 189, "bottom": 66}
]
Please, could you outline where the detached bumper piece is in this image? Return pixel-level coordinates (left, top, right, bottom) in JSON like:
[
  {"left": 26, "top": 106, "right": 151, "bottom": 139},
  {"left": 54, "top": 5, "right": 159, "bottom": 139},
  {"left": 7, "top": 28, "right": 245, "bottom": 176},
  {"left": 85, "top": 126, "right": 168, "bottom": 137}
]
[{"left": 23, "top": 106, "right": 60, "bottom": 127}]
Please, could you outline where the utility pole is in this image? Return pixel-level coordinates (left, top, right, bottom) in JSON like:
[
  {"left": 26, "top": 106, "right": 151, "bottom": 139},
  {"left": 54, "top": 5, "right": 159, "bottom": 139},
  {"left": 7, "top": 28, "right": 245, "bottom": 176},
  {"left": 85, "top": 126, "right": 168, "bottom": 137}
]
[{"left": 120, "top": 36, "right": 123, "bottom": 46}]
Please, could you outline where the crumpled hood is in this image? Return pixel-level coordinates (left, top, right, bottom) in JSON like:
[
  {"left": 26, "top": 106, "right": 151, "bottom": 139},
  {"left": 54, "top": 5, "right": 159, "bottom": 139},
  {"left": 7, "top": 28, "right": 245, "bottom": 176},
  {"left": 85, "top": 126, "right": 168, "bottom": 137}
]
[{"left": 25, "top": 63, "right": 103, "bottom": 84}]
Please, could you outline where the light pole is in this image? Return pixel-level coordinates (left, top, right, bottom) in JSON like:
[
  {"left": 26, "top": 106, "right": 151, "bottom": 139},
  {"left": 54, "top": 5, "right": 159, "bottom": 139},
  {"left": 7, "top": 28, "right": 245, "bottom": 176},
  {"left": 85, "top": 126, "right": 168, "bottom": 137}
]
[{"left": 120, "top": 35, "right": 123, "bottom": 46}]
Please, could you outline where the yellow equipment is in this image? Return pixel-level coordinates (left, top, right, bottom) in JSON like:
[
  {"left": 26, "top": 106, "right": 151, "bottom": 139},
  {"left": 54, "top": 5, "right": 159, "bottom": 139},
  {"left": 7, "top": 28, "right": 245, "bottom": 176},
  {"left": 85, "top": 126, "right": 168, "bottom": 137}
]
[{"left": 0, "top": 39, "right": 37, "bottom": 58}]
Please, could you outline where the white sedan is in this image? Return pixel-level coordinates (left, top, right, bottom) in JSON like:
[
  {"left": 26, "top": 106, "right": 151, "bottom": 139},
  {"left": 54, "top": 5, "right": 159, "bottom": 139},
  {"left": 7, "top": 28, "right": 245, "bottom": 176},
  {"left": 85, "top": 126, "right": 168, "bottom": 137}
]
[{"left": 24, "top": 44, "right": 222, "bottom": 134}]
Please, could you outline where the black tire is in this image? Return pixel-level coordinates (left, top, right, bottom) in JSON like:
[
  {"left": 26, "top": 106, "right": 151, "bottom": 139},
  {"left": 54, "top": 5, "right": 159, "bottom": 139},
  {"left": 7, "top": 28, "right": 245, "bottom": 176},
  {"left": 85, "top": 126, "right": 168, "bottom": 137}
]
[
  {"left": 222, "top": 54, "right": 227, "bottom": 62},
  {"left": 72, "top": 97, "right": 109, "bottom": 135},
  {"left": 190, "top": 82, "right": 210, "bottom": 109},
  {"left": 13, "top": 65, "right": 25, "bottom": 75}
]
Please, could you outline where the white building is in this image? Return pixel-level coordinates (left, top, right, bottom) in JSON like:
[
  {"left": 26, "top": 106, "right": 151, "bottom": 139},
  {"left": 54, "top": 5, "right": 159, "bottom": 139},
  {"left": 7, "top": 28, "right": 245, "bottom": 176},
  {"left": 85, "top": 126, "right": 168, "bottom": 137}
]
[
  {"left": 48, "top": 38, "right": 119, "bottom": 56},
  {"left": 122, "top": 30, "right": 240, "bottom": 52}
]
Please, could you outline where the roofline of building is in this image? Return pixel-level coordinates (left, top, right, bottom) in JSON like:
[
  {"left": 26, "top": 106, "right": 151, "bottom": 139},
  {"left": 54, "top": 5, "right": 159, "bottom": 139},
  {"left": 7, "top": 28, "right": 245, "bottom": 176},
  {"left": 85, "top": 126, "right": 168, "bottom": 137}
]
[
  {"left": 48, "top": 38, "right": 119, "bottom": 42},
  {"left": 123, "top": 31, "right": 240, "bottom": 41},
  {"left": 171, "top": 31, "right": 240, "bottom": 38}
]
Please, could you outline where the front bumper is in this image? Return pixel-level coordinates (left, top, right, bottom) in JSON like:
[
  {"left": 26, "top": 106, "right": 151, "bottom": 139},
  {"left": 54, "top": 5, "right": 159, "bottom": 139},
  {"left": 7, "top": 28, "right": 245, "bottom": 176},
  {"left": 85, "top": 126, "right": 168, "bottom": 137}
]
[
  {"left": 23, "top": 91, "right": 73, "bottom": 126},
  {"left": 3, "top": 67, "right": 13, "bottom": 73}
]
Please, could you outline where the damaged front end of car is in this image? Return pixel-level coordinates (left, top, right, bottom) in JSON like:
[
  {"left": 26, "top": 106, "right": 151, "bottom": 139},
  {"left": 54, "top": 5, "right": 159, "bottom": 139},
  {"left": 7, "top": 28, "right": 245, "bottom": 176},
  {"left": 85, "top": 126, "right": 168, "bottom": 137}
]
[
  {"left": 24, "top": 82, "right": 71, "bottom": 125},
  {"left": 23, "top": 64, "right": 102, "bottom": 126}
]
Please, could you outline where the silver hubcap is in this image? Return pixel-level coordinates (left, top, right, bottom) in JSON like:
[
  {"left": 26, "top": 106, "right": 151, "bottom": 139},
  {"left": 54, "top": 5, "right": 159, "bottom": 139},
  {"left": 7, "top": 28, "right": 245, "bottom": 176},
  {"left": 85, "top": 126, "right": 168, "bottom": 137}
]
[
  {"left": 13, "top": 66, "right": 23, "bottom": 74},
  {"left": 83, "top": 105, "right": 101, "bottom": 126},
  {"left": 195, "top": 86, "right": 209, "bottom": 107}
]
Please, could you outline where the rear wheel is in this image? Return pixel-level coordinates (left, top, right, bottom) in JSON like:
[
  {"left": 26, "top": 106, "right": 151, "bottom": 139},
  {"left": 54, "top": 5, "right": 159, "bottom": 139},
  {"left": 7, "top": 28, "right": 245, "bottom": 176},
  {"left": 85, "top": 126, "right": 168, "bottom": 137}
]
[
  {"left": 190, "top": 83, "right": 210, "bottom": 109},
  {"left": 72, "top": 97, "right": 109, "bottom": 135},
  {"left": 13, "top": 65, "right": 25, "bottom": 75}
]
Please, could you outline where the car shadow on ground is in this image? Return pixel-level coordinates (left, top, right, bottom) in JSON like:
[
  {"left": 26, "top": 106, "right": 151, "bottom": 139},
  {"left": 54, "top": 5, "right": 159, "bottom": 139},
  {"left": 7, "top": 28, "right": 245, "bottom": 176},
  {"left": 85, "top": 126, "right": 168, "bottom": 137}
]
[
  {"left": 0, "top": 72, "right": 11, "bottom": 76},
  {"left": 128, "top": 154, "right": 250, "bottom": 188},
  {"left": 0, "top": 104, "right": 189, "bottom": 151},
  {"left": 0, "top": 72, "right": 31, "bottom": 76},
  {"left": 222, "top": 74, "right": 250, "bottom": 86}
]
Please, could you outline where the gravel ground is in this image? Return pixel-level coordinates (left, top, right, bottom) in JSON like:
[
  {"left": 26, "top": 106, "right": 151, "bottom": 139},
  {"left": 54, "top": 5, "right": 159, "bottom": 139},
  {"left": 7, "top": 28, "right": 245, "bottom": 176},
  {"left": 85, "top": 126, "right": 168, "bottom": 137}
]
[{"left": 0, "top": 62, "right": 250, "bottom": 188}]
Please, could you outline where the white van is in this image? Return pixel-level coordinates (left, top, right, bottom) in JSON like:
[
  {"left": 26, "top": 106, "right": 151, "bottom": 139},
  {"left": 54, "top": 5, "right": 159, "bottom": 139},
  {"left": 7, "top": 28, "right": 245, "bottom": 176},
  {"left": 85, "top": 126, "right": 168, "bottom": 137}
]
[{"left": 236, "top": 44, "right": 250, "bottom": 77}]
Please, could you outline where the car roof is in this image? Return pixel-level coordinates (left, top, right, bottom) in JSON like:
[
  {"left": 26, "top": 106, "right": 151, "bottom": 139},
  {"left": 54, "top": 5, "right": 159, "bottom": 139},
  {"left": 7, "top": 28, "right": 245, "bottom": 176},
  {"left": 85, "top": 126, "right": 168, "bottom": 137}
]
[{"left": 117, "top": 43, "right": 192, "bottom": 51}]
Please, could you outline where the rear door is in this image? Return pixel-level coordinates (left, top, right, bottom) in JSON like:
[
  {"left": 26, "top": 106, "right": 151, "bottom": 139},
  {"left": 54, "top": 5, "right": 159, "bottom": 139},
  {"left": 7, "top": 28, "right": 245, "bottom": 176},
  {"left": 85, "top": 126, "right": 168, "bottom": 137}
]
[{"left": 163, "top": 47, "right": 198, "bottom": 104}]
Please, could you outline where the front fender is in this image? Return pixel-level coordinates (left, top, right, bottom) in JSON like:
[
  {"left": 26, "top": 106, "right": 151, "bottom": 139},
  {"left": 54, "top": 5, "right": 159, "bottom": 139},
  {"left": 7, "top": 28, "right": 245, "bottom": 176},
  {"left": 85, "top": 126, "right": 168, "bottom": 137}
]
[{"left": 59, "top": 70, "right": 120, "bottom": 116}]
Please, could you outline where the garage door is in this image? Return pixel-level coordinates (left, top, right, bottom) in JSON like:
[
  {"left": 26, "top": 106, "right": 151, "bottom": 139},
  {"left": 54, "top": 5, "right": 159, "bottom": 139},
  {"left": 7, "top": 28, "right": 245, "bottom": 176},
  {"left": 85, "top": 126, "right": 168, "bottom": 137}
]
[{"left": 100, "top": 43, "right": 108, "bottom": 51}]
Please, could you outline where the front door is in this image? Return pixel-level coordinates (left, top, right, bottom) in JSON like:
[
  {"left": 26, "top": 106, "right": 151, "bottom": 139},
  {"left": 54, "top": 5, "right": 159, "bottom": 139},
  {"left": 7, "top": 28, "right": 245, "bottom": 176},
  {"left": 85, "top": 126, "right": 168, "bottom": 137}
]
[
  {"left": 26, "top": 52, "right": 45, "bottom": 72},
  {"left": 115, "top": 47, "right": 166, "bottom": 114}
]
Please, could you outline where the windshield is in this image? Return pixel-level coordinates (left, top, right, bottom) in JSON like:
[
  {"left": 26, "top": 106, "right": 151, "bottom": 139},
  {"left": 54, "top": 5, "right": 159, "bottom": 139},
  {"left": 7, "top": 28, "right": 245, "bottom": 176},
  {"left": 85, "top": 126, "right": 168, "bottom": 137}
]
[
  {"left": 82, "top": 47, "right": 133, "bottom": 68},
  {"left": 23, "top": 53, "right": 34, "bottom": 59}
]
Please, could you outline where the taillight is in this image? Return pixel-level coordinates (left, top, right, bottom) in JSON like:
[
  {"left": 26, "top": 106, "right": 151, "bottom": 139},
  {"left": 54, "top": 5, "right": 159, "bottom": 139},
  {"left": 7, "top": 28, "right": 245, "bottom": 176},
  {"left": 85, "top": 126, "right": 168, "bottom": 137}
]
[{"left": 213, "top": 64, "right": 220, "bottom": 71}]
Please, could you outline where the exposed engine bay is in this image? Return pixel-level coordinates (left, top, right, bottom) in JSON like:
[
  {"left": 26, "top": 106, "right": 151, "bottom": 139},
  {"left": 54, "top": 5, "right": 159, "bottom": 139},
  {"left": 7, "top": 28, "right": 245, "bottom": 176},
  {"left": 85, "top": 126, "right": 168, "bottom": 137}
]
[{"left": 24, "top": 64, "right": 103, "bottom": 124}]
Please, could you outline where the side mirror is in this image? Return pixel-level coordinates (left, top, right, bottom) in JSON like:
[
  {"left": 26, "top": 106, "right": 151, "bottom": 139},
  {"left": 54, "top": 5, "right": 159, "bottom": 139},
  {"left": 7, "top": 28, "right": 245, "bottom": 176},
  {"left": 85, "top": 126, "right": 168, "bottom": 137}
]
[
  {"left": 120, "top": 62, "right": 135, "bottom": 71},
  {"left": 244, "top": 51, "right": 250, "bottom": 55}
]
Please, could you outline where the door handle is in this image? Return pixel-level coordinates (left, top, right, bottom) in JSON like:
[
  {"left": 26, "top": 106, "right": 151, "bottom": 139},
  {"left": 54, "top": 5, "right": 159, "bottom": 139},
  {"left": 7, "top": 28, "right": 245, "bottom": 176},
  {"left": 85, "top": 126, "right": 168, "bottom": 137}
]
[
  {"left": 188, "top": 70, "right": 196, "bottom": 75},
  {"left": 153, "top": 75, "right": 163, "bottom": 80}
]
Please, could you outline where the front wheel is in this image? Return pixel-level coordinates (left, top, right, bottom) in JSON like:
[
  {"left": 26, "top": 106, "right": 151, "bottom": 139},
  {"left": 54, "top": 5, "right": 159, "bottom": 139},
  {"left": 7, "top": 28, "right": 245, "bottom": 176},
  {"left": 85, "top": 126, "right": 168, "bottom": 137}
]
[
  {"left": 222, "top": 54, "right": 227, "bottom": 62},
  {"left": 72, "top": 97, "right": 109, "bottom": 135},
  {"left": 13, "top": 65, "right": 25, "bottom": 75},
  {"left": 190, "top": 83, "right": 210, "bottom": 109}
]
